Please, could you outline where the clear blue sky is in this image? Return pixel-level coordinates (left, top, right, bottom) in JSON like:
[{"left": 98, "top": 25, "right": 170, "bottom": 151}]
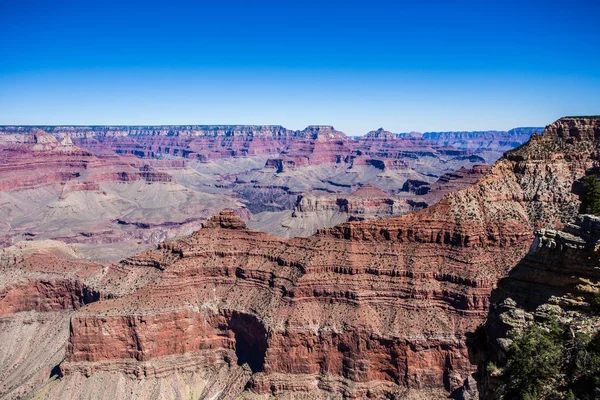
[{"left": 0, "top": 0, "right": 598, "bottom": 135}]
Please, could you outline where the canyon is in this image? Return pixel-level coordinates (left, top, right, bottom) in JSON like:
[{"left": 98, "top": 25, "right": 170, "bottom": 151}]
[
  {"left": 0, "top": 125, "right": 538, "bottom": 166},
  {"left": 0, "top": 117, "right": 597, "bottom": 399},
  {"left": 0, "top": 130, "right": 247, "bottom": 261},
  {"left": 0, "top": 125, "right": 538, "bottom": 258},
  {"left": 249, "top": 166, "right": 490, "bottom": 238}
]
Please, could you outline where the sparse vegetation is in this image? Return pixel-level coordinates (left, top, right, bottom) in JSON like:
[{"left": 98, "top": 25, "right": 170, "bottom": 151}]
[
  {"left": 500, "top": 319, "right": 600, "bottom": 400},
  {"left": 580, "top": 175, "right": 600, "bottom": 216},
  {"left": 566, "top": 331, "right": 600, "bottom": 400},
  {"left": 504, "top": 320, "right": 563, "bottom": 399},
  {"left": 591, "top": 292, "right": 600, "bottom": 313}
]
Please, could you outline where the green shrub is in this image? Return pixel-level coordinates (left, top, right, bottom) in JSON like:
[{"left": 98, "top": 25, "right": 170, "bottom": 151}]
[
  {"left": 504, "top": 320, "right": 563, "bottom": 399},
  {"left": 570, "top": 331, "right": 600, "bottom": 399},
  {"left": 580, "top": 175, "right": 600, "bottom": 216},
  {"left": 501, "top": 320, "right": 600, "bottom": 399},
  {"left": 590, "top": 292, "right": 600, "bottom": 313}
]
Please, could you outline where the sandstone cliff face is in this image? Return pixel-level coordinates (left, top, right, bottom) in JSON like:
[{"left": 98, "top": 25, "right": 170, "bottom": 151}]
[
  {"left": 0, "top": 240, "right": 164, "bottom": 399},
  {"left": 58, "top": 210, "right": 484, "bottom": 398},
  {"left": 294, "top": 185, "right": 409, "bottom": 217},
  {"left": 403, "top": 165, "right": 490, "bottom": 205}
]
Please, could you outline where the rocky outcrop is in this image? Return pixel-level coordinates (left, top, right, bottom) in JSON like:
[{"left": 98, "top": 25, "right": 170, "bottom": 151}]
[
  {"left": 0, "top": 240, "right": 166, "bottom": 399},
  {"left": 0, "top": 278, "right": 100, "bottom": 316},
  {"left": 265, "top": 133, "right": 353, "bottom": 170},
  {"left": 248, "top": 185, "right": 415, "bottom": 238},
  {"left": 471, "top": 214, "right": 600, "bottom": 399},
  {"left": 332, "top": 117, "right": 600, "bottom": 244},
  {"left": 412, "top": 165, "right": 490, "bottom": 205},
  {"left": 200, "top": 209, "right": 248, "bottom": 229},
  {"left": 293, "top": 185, "right": 409, "bottom": 218},
  {"left": 249, "top": 165, "right": 491, "bottom": 239}
]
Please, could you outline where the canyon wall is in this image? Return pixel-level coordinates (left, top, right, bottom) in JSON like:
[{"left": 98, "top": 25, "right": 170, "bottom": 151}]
[
  {"left": 0, "top": 130, "right": 247, "bottom": 261},
  {"left": 248, "top": 166, "right": 490, "bottom": 239},
  {"left": 0, "top": 124, "right": 535, "bottom": 167},
  {"left": 0, "top": 124, "right": 516, "bottom": 256},
  {"left": 0, "top": 118, "right": 589, "bottom": 399}
]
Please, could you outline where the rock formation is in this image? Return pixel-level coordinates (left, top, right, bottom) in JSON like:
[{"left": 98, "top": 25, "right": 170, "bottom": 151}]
[
  {"left": 249, "top": 165, "right": 490, "bottom": 239},
  {"left": 420, "top": 127, "right": 543, "bottom": 163},
  {"left": 402, "top": 164, "right": 490, "bottom": 205},
  {"left": 0, "top": 130, "right": 173, "bottom": 191},
  {"left": 248, "top": 184, "right": 414, "bottom": 238},
  {"left": 0, "top": 118, "right": 586, "bottom": 399},
  {"left": 0, "top": 124, "right": 534, "bottom": 242},
  {"left": 470, "top": 214, "right": 600, "bottom": 399},
  {"left": 0, "top": 130, "right": 247, "bottom": 261},
  {"left": 0, "top": 125, "right": 509, "bottom": 249},
  {"left": 0, "top": 124, "right": 534, "bottom": 170}
]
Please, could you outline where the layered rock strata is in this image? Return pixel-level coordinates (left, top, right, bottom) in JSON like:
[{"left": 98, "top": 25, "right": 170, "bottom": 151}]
[
  {"left": 0, "top": 131, "right": 247, "bottom": 260},
  {"left": 247, "top": 164, "right": 492, "bottom": 238},
  {"left": 59, "top": 210, "right": 488, "bottom": 398},
  {"left": 0, "top": 130, "right": 171, "bottom": 191},
  {"left": 0, "top": 125, "right": 532, "bottom": 170},
  {"left": 0, "top": 117, "right": 595, "bottom": 399}
]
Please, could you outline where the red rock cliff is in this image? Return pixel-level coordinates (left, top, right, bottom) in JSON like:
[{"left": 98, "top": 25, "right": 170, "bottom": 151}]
[{"left": 2, "top": 117, "right": 599, "bottom": 399}]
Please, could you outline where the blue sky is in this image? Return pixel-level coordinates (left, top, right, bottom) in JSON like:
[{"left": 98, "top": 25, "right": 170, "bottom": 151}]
[{"left": 0, "top": 0, "right": 598, "bottom": 135}]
